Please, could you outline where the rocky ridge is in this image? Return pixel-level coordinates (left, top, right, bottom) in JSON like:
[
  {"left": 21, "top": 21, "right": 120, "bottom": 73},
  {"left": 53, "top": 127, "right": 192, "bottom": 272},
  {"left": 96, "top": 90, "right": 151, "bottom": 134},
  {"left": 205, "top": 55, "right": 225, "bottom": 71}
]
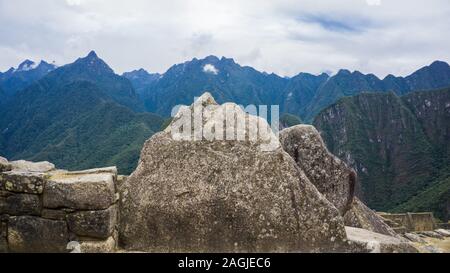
[{"left": 119, "top": 93, "right": 417, "bottom": 253}]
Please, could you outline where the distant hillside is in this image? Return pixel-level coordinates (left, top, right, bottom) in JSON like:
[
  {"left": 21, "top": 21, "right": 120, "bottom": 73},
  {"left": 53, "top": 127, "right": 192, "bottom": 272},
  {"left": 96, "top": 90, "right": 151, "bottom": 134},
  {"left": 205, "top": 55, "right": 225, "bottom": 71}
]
[
  {"left": 304, "top": 61, "right": 450, "bottom": 121},
  {"left": 137, "top": 55, "right": 289, "bottom": 116},
  {"left": 313, "top": 88, "right": 450, "bottom": 220},
  {"left": 2, "top": 51, "right": 449, "bottom": 178},
  {"left": 0, "top": 86, "right": 5, "bottom": 105},
  {"left": 280, "top": 113, "right": 303, "bottom": 129},
  {"left": 122, "top": 68, "right": 161, "bottom": 95},
  {"left": 124, "top": 57, "right": 450, "bottom": 122},
  {"left": 0, "top": 52, "right": 163, "bottom": 174},
  {"left": 0, "top": 59, "right": 56, "bottom": 98},
  {"left": 278, "top": 72, "right": 329, "bottom": 119}
]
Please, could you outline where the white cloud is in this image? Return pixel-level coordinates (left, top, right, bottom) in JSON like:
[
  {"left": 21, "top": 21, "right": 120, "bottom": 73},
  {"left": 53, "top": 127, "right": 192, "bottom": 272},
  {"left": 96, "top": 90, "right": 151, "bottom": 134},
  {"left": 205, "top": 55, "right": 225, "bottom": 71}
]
[
  {"left": 366, "top": 0, "right": 381, "bottom": 6},
  {"left": 203, "top": 64, "right": 219, "bottom": 75},
  {"left": 66, "top": 0, "right": 82, "bottom": 6},
  {"left": 0, "top": 0, "right": 449, "bottom": 78}
]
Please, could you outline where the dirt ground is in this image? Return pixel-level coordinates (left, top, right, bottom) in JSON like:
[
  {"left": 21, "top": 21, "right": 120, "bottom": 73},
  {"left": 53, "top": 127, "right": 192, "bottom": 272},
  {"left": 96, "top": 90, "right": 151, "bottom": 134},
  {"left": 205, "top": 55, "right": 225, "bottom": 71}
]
[{"left": 413, "top": 237, "right": 450, "bottom": 253}]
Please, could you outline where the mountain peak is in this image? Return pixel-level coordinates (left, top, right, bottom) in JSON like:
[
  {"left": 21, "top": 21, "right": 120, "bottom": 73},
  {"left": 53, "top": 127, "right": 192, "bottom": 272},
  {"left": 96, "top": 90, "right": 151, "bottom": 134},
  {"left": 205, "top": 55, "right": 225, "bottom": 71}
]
[
  {"left": 220, "top": 56, "right": 235, "bottom": 64},
  {"left": 87, "top": 50, "right": 98, "bottom": 59},
  {"left": 5, "top": 67, "right": 15, "bottom": 74},
  {"left": 36, "top": 60, "right": 57, "bottom": 72},
  {"left": 318, "top": 72, "right": 331, "bottom": 78},
  {"left": 337, "top": 69, "right": 351, "bottom": 75},
  {"left": 17, "top": 60, "right": 37, "bottom": 71},
  {"left": 429, "top": 60, "right": 449, "bottom": 69},
  {"left": 38, "top": 60, "right": 51, "bottom": 66},
  {"left": 408, "top": 60, "right": 450, "bottom": 76},
  {"left": 72, "top": 50, "right": 114, "bottom": 75},
  {"left": 383, "top": 74, "right": 397, "bottom": 80},
  {"left": 202, "top": 55, "right": 220, "bottom": 63},
  {"left": 123, "top": 68, "right": 153, "bottom": 79},
  {"left": 133, "top": 68, "right": 152, "bottom": 76}
]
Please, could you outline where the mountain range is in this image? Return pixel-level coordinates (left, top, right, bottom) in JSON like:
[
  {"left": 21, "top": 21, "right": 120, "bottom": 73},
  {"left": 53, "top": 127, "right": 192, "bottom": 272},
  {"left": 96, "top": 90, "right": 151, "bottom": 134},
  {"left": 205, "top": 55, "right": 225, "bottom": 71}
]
[
  {"left": 0, "top": 51, "right": 449, "bottom": 219},
  {"left": 0, "top": 51, "right": 163, "bottom": 174},
  {"left": 314, "top": 88, "right": 450, "bottom": 220},
  {"left": 123, "top": 56, "right": 450, "bottom": 122}
]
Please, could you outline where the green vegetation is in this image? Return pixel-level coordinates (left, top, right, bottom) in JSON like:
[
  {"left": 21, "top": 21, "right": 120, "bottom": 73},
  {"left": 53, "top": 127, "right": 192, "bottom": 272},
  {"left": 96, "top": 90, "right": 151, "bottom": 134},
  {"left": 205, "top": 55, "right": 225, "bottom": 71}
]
[
  {"left": 280, "top": 113, "right": 302, "bottom": 128},
  {"left": 0, "top": 53, "right": 163, "bottom": 175},
  {"left": 17, "top": 101, "right": 163, "bottom": 174},
  {"left": 392, "top": 170, "right": 449, "bottom": 221},
  {"left": 313, "top": 88, "right": 450, "bottom": 220}
]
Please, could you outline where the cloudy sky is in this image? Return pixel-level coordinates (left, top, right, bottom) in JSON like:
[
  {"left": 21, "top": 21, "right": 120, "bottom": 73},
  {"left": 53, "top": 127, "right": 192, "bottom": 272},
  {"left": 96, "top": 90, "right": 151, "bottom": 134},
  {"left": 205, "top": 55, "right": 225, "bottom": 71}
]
[{"left": 0, "top": 0, "right": 449, "bottom": 78}]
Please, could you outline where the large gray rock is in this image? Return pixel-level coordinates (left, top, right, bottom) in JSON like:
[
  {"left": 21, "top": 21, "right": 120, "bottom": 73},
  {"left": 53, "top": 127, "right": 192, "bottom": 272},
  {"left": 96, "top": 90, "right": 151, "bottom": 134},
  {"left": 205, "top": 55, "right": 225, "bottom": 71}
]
[
  {"left": 345, "top": 226, "right": 418, "bottom": 253},
  {"left": 280, "top": 125, "right": 355, "bottom": 215},
  {"left": 10, "top": 160, "right": 55, "bottom": 172},
  {"left": 67, "top": 205, "right": 117, "bottom": 239},
  {"left": 43, "top": 173, "right": 116, "bottom": 210},
  {"left": 7, "top": 216, "right": 69, "bottom": 253},
  {"left": 0, "top": 171, "right": 47, "bottom": 194},
  {"left": 119, "top": 93, "right": 347, "bottom": 252},
  {"left": 0, "top": 156, "right": 11, "bottom": 173},
  {"left": 343, "top": 198, "right": 399, "bottom": 238},
  {"left": 0, "top": 191, "right": 41, "bottom": 216}
]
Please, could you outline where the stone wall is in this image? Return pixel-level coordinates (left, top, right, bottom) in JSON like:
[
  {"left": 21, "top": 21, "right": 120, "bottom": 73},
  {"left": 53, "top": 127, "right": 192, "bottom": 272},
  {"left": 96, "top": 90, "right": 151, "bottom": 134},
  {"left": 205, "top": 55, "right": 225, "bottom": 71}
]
[
  {"left": 0, "top": 151, "right": 427, "bottom": 253},
  {"left": 0, "top": 157, "right": 119, "bottom": 253},
  {"left": 378, "top": 212, "right": 437, "bottom": 233}
]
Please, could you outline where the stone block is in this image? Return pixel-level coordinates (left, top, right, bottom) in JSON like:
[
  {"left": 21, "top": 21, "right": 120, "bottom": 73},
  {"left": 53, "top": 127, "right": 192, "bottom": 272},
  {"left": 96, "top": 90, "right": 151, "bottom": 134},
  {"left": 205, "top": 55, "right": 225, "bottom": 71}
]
[
  {"left": 8, "top": 216, "right": 69, "bottom": 253},
  {"left": 67, "top": 206, "right": 117, "bottom": 239},
  {"left": 10, "top": 160, "right": 55, "bottom": 173},
  {"left": 345, "top": 226, "right": 418, "bottom": 253},
  {"left": 0, "top": 191, "right": 41, "bottom": 215},
  {"left": 41, "top": 209, "right": 67, "bottom": 220},
  {"left": 43, "top": 173, "right": 115, "bottom": 210},
  {"left": 65, "top": 166, "right": 117, "bottom": 178},
  {"left": 80, "top": 236, "right": 116, "bottom": 253},
  {"left": 0, "top": 171, "right": 47, "bottom": 194}
]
